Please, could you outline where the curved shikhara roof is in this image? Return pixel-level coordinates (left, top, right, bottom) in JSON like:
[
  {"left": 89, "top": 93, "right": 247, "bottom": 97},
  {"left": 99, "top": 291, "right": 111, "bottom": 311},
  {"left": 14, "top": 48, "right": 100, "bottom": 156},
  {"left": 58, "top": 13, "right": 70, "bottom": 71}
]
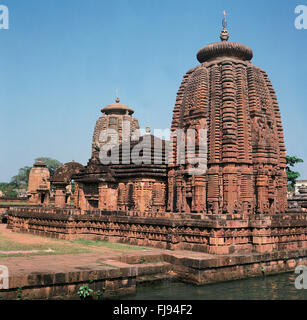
[
  {"left": 171, "top": 41, "right": 286, "bottom": 167},
  {"left": 51, "top": 162, "right": 84, "bottom": 184}
]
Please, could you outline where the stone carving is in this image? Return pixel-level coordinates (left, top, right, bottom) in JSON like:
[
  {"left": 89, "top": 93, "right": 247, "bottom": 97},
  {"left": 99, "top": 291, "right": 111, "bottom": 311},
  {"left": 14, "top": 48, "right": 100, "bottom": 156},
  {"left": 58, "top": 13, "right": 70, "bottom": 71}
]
[{"left": 168, "top": 29, "right": 287, "bottom": 215}]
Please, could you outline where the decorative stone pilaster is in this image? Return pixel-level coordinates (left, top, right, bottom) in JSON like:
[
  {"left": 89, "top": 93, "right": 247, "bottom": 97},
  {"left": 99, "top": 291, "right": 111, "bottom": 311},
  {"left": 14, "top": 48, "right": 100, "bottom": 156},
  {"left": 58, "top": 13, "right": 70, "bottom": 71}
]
[{"left": 54, "top": 185, "right": 67, "bottom": 208}]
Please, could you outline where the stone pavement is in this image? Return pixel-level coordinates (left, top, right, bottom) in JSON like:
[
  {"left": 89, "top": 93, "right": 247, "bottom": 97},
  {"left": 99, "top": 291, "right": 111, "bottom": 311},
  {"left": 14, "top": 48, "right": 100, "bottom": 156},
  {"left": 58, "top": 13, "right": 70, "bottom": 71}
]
[
  {"left": 0, "top": 223, "right": 217, "bottom": 299},
  {"left": 1, "top": 223, "right": 306, "bottom": 300}
]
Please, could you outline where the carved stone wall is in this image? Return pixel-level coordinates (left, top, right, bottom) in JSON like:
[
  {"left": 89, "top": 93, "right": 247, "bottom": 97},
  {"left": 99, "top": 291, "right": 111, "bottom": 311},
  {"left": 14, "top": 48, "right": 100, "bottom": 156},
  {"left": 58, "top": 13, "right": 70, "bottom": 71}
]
[
  {"left": 75, "top": 177, "right": 166, "bottom": 213},
  {"left": 117, "top": 178, "right": 166, "bottom": 212},
  {"left": 7, "top": 208, "right": 307, "bottom": 255}
]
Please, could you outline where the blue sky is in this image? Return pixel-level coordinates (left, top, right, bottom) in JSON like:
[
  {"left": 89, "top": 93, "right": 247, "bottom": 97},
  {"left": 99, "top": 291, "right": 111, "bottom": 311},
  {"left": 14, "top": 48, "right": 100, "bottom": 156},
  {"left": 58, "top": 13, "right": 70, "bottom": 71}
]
[{"left": 0, "top": 0, "right": 306, "bottom": 182}]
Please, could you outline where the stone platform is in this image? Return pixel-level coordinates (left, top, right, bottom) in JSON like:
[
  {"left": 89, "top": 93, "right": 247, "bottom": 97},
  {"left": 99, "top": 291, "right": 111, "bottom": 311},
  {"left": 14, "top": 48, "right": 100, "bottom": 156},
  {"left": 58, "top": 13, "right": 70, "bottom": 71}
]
[
  {"left": 1, "top": 242, "right": 306, "bottom": 300},
  {"left": 2, "top": 207, "right": 306, "bottom": 299},
  {"left": 7, "top": 207, "right": 307, "bottom": 255}
]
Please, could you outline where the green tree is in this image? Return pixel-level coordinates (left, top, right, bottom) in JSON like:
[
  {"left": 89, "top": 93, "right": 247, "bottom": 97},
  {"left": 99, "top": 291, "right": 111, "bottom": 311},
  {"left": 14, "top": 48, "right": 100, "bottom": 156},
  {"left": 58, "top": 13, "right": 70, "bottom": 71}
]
[
  {"left": 286, "top": 155, "right": 304, "bottom": 190},
  {"left": 3, "top": 157, "right": 62, "bottom": 194},
  {"left": 0, "top": 182, "right": 18, "bottom": 197},
  {"left": 35, "top": 157, "right": 62, "bottom": 176},
  {"left": 71, "top": 181, "right": 75, "bottom": 194},
  {"left": 10, "top": 166, "right": 31, "bottom": 188}
]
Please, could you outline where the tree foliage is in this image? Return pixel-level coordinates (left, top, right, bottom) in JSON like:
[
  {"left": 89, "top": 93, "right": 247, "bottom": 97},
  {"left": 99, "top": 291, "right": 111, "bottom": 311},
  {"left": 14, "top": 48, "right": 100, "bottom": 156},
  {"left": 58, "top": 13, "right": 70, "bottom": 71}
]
[
  {"left": 286, "top": 155, "right": 304, "bottom": 190},
  {"left": 0, "top": 183, "right": 18, "bottom": 197},
  {"left": 10, "top": 166, "right": 32, "bottom": 188},
  {"left": 0, "top": 157, "right": 62, "bottom": 197}
]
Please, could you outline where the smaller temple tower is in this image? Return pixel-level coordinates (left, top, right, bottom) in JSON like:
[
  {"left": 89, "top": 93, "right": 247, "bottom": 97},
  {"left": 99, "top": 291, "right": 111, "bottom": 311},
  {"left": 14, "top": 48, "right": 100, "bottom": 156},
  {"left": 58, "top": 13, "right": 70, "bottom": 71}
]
[
  {"left": 27, "top": 161, "right": 50, "bottom": 205},
  {"left": 73, "top": 98, "right": 168, "bottom": 213},
  {"left": 91, "top": 98, "right": 140, "bottom": 160}
]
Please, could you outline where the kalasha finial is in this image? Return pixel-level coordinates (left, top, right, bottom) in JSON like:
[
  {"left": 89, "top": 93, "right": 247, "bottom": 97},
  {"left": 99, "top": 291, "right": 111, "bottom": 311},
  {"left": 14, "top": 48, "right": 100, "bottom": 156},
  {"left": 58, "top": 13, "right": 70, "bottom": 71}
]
[
  {"left": 220, "top": 10, "right": 229, "bottom": 41},
  {"left": 115, "top": 89, "right": 120, "bottom": 103}
]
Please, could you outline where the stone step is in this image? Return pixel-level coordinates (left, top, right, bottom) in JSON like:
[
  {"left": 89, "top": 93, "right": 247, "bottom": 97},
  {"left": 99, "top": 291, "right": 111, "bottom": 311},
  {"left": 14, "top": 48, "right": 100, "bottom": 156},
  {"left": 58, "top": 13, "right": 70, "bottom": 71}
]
[{"left": 102, "top": 259, "right": 172, "bottom": 277}]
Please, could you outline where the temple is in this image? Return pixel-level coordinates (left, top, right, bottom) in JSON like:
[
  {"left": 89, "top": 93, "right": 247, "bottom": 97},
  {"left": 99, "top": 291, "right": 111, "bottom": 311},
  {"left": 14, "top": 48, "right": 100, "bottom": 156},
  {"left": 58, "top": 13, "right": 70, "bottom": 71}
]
[
  {"left": 7, "top": 20, "right": 307, "bottom": 257},
  {"left": 168, "top": 22, "right": 287, "bottom": 215},
  {"left": 73, "top": 99, "right": 168, "bottom": 213},
  {"left": 71, "top": 20, "right": 287, "bottom": 216},
  {"left": 27, "top": 161, "right": 50, "bottom": 206}
]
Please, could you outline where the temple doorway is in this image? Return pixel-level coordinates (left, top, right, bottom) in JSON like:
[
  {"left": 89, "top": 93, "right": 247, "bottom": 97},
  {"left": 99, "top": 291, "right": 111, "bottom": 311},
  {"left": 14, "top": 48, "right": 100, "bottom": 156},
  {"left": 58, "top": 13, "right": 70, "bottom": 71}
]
[{"left": 186, "top": 197, "right": 192, "bottom": 213}]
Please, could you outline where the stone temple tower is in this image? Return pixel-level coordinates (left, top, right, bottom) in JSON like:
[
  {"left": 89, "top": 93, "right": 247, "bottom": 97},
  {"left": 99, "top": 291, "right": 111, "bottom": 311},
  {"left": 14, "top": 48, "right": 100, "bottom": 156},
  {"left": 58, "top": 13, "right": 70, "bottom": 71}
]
[
  {"left": 168, "top": 20, "right": 287, "bottom": 215},
  {"left": 27, "top": 161, "right": 50, "bottom": 205},
  {"left": 91, "top": 98, "right": 140, "bottom": 160}
]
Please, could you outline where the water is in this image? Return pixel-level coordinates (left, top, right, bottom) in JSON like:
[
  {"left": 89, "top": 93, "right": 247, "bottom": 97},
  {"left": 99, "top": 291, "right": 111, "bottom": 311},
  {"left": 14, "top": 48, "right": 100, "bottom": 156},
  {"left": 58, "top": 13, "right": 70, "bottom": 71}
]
[{"left": 120, "top": 273, "right": 307, "bottom": 300}]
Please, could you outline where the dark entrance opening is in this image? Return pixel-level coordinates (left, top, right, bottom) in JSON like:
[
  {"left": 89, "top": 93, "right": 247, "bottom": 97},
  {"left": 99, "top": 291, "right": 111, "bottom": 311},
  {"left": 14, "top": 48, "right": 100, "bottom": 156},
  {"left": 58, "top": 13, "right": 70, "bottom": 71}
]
[{"left": 186, "top": 197, "right": 192, "bottom": 213}]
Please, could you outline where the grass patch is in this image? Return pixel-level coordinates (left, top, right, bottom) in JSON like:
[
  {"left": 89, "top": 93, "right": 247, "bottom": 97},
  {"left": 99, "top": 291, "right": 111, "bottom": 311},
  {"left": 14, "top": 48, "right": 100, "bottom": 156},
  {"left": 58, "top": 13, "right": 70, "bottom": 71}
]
[
  {"left": 137, "top": 260, "right": 162, "bottom": 265},
  {"left": 71, "top": 238, "right": 148, "bottom": 251},
  {"left": 0, "top": 202, "right": 55, "bottom": 207},
  {"left": 0, "top": 234, "right": 92, "bottom": 258},
  {"left": 0, "top": 202, "right": 30, "bottom": 206}
]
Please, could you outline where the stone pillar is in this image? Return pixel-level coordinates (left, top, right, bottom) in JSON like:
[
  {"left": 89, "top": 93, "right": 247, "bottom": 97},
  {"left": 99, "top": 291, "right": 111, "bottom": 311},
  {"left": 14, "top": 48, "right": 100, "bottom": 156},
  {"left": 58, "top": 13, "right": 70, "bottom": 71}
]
[
  {"left": 99, "top": 183, "right": 118, "bottom": 211},
  {"left": 77, "top": 183, "right": 87, "bottom": 212},
  {"left": 167, "top": 169, "right": 175, "bottom": 212},
  {"left": 118, "top": 183, "right": 126, "bottom": 211},
  {"left": 207, "top": 165, "right": 220, "bottom": 214},
  {"left": 240, "top": 165, "right": 254, "bottom": 215},
  {"left": 54, "top": 185, "right": 67, "bottom": 208},
  {"left": 108, "top": 185, "right": 118, "bottom": 211},
  {"left": 73, "top": 183, "right": 79, "bottom": 208},
  {"left": 176, "top": 176, "right": 184, "bottom": 213},
  {"left": 256, "top": 173, "right": 269, "bottom": 214},
  {"left": 43, "top": 192, "right": 50, "bottom": 206},
  {"left": 98, "top": 183, "right": 108, "bottom": 210},
  {"left": 153, "top": 182, "right": 166, "bottom": 212},
  {"left": 193, "top": 176, "right": 207, "bottom": 213},
  {"left": 223, "top": 164, "right": 238, "bottom": 215},
  {"left": 277, "top": 170, "right": 288, "bottom": 214}
]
